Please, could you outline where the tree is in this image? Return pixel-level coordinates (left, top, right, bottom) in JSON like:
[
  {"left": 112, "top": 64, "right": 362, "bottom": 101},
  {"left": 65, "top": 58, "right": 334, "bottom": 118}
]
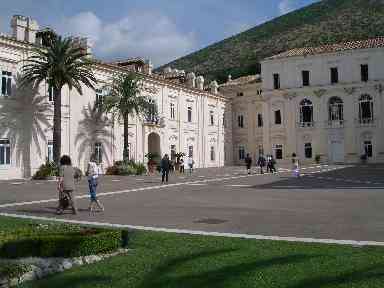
[
  {"left": 21, "top": 35, "right": 96, "bottom": 165},
  {"left": 103, "top": 73, "right": 155, "bottom": 161}
]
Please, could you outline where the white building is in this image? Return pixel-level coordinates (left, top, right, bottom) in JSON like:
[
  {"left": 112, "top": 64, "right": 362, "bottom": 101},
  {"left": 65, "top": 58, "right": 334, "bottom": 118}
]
[
  {"left": 0, "top": 15, "right": 227, "bottom": 179},
  {"left": 219, "top": 75, "right": 264, "bottom": 165},
  {"left": 261, "top": 37, "right": 384, "bottom": 164}
]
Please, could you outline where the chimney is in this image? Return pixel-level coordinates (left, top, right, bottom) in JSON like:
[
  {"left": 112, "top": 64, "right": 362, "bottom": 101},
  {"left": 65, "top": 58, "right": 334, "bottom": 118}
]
[
  {"left": 186, "top": 72, "right": 196, "bottom": 88},
  {"left": 196, "top": 76, "right": 204, "bottom": 90},
  {"left": 11, "top": 15, "right": 39, "bottom": 43},
  {"left": 209, "top": 80, "right": 219, "bottom": 94}
]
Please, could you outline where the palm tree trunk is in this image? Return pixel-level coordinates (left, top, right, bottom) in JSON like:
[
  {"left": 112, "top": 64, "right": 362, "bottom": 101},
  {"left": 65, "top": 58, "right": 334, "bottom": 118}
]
[
  {"left": 53, "top": 87, "right": 62, "bottom": 166},
  {"left": 123, "top": 112, "right": 129, "bottom": 161}
]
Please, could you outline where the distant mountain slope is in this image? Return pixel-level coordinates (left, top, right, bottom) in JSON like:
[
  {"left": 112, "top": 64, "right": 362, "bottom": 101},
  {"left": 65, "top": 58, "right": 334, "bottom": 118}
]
[{"left": 157, "top": 0, "right": 384, "bottom": 83}]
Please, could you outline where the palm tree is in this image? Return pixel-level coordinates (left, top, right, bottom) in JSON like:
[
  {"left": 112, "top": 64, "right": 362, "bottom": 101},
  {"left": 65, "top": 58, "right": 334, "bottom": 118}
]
[
  {"left": 103, "top": 73, "right": 155, "bottom": 161},
  {"left": 21, "top": 35, "right": 96, "bottom": 165}
]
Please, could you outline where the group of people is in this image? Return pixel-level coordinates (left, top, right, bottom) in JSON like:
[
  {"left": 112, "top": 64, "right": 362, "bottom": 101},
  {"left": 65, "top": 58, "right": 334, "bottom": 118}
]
[
  {"left": 56, "top": 154, "right": 104, "bottom": 215},
  {"left": 244, "top": 154, "right": 277, "bottom": 175},
  {"left": 160, "top": 155, "right": 195, "bottom": 184}
]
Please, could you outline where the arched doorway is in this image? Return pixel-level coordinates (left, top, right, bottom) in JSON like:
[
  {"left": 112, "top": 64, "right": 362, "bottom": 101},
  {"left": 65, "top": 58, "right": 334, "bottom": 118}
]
[{"left": 148, "top": 132, "right": 161, "bottom": 157}]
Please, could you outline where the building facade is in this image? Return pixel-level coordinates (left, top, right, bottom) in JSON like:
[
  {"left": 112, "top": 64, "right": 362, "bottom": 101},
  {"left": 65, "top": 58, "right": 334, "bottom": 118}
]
[
  {"left": 219, "top": 75, "right": 264, "bottom": 165},
  {"left": 261, "top": 38, "right": 384, "bottom": 164},
  {"left": 0, "top": 15, "right": 227, "bottom": 179}
]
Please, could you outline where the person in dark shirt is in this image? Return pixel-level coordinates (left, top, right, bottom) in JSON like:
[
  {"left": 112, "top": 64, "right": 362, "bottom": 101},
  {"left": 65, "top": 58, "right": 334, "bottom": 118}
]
[
  {"left": 245, "top": 153, "right": 252, "bottom": 175},
  {"left": 257, "top": 155, "right": 266, "bottom": 174},
  {"left": 160, "top": 154, "right": 171, "bottom": 184}
]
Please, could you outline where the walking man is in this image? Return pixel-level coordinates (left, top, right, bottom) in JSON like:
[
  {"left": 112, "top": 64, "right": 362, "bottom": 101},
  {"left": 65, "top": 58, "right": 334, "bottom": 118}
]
[
  {"left": 87, "top": 154, "right": 104, "bottom": 213},
  {"left": 257, "top": 154, "right": 266, "bottom": 174},
  {"left": 161, "top": 154, "right": 171, "bottom": 184},
  {"left": 56, "top": 155, "right": 77, "bottom": 215},
  {"left": 179, "top": 158, "right": 185, "bottom": 174},
  {"left": 245, "top": 153, "right": 252, "bottom": 175}
]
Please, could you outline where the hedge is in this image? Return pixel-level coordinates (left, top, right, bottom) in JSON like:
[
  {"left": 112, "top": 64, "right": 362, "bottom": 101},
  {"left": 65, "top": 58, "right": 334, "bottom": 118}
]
[{"left": 0, "top": 228, "right": 122, "bottom": 259}]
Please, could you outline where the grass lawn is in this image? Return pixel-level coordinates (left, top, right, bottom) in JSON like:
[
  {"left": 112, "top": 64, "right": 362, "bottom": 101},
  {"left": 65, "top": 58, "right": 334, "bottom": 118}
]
[{"left": 0, "top": 217, "right": 383, "bottom": 288}]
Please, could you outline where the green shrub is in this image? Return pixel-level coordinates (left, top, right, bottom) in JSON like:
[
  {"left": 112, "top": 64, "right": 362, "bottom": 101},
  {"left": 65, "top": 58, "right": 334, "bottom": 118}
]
[
  {"left": 0, "top": 263, "right": 31, "bottom": 279},
  {"left": 105, "top": 161, "right": 147, "bottom": 176},
  {"left": 132, "top": 162, "right": 147, "bottom": 175},
  {"left": 0, "top": 228, "right": 121, "bottom": 259},
  {"left": 32, "top": 161, "right": 58, "bottom": 180}
]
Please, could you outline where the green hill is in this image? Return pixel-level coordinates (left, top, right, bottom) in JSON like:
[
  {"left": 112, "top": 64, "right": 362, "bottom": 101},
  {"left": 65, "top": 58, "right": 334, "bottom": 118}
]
[{"left": 157, "top": 0, "right": 384, "bottom": 83}]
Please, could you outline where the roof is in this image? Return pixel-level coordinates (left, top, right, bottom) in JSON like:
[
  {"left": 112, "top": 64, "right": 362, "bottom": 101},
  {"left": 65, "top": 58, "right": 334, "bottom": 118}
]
[
  {"left": 265, "top": 37, "right": 384, "bottom": 60},
  {"left": 220, "top": 75, "right": 261, "bottom": 87}
]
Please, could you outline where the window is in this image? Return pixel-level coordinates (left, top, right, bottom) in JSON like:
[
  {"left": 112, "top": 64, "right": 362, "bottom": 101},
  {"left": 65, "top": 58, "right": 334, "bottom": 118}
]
[
  {"left": 0, "top": 139, "right": 10, "bottom": 165},
  {"left": 299, "top": 99, "right": 313, "bottom": 126},
  {"left": 223, "top": 113, "right": 226, "bottom": 128},
  {"left": 328, "top": 97, "right": 343, "bottom": 122},
  {"left": 1, "top": 71, "right": 12, "bottom": 96},
  {"left": 359, "top": 94, "right": 373, "bottom": 123},
  {"left": 361, "top": 64, "right": 369, "bottom": 82},
  {"left": 95, "top": 89, "right": 104, "bottom": 108},
  {"left": 170, "top": 145, "right": 176, "bottom": 161},
  {"left": 304, "top": 143, "right": 312, "bottom": 159},
  {"left": 187, "top": 107, "right": 192, "bottom": 122},
  {"left": 48, "top": 85, "right": 54, "bottom": 102},
  {"left": 170, "top": 103, "right": 175, "bottom": 120},
  {"left": 330, "top": 67, "right": 338, "bottom": 84},
  {"left": 94, "top": 142, "right": 103, "bottom": 164},
  {"left": 47, "top": 141, "right": 53, "bottom": 163},
  {"left": 273, "top": 144, "right": 283, "bottom": 160},
  {"left": 238, "top": 146, "right": 245, "bottom": 160},
  {"left": 257, "top": 114, "right": 263, "bottom": 127},
  {"left": 146, "top": 99, "right": 158, "bottom": 124},
  {"left": 238, "top": 115, "right": 244, "bottom": 128},
  {"left": 364, "top": 140, "right": 373, "bottom": 158},
  {"left": 210, "top": 111, "right": 214, "bottom": 126},
  {"left": 188, "top": 146, "right": 193, "bottom": 158},
  {"left": 210, "top": 146, "right": 215, "bottom": 161},
  {"left": 274, "top": 110, "right": 282, "bottom": 125},
  {"left": 273, "top": 73, "right": 280, "bottom": 89},
  {"left": 236, "top": 92, "right": 244, "bottom": 97},
  {"left": 302, "top": 70, "right": 310, "bottom": 86}
]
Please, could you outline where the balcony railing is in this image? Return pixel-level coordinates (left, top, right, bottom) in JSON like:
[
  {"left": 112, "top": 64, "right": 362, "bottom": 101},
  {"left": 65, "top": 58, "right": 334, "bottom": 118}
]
[
  {"left": 326, "top": 120, "right": 344, "bottom": 128},
  {"left": 144, "top": 115, "right": 160, "bottom": 126},
  {"left": 355, "top": 117, "right": 375, "bottom": 127},
  {"left": 297, "top": 121, "right": 315, "bottom": 128}
]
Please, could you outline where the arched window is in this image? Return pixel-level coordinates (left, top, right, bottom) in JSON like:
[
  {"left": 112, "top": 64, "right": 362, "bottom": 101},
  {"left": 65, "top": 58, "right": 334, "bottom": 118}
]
[
  {"left": 299, "top": 99, "right": 313, "bottom": 126},
  {"left": 359, "top": 94, "right": 373, "bottom": 124},
  {"left": 328, "top": 97, "right": 343, "bottom": 122}
]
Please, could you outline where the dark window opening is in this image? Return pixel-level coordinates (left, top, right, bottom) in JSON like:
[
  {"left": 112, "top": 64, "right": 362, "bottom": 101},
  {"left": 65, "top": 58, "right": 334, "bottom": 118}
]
[
  {"left": 273, "top": 73, "right": 280, "bottom": 89},
  {"left": 302, "top": 70, "right": 310, "bottom": 86},
  {"left": 275, "top": 110, "right": 282, "bottom": 125},
  {"left": 330, "top": 67, "right": 338, "bottom": 84},
  {"left": 305, "top": 143, "right": 312, "bottom": 159},
  {"left": 257, "top": 114, "right": 263, "bottom": 127},
  {"left": 361, "top": 64, "right": 369, "bottom": 82}
]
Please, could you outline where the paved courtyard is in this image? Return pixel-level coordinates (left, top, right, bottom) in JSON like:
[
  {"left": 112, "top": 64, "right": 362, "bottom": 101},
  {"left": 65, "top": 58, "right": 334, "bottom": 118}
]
[{"left": 1, "top": 164, "right": 384, "bottom": 243}]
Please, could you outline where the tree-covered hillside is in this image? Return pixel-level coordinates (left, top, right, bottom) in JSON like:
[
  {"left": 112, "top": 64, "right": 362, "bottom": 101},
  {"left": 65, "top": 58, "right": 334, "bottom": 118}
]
[{"left": 157, "top": 0, "right": 384, "bottom": 83}]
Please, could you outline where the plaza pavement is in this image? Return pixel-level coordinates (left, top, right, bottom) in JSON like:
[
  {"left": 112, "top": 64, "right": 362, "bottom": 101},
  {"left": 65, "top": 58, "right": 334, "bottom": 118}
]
[{"left": 1, "top": 164, "right": 384, "bottom": 244}]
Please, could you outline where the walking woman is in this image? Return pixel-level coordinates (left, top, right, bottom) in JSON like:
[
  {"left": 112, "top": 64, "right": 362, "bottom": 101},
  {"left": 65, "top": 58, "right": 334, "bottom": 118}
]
[
  {"left": 56, "top": 155, "right": 77, "bottom": 215},
  {"left": 87, "top": 154, "right": 104, "bottom": 213},
  {"left": 292, "top": 153, "right": 300, "bottom": 177}
]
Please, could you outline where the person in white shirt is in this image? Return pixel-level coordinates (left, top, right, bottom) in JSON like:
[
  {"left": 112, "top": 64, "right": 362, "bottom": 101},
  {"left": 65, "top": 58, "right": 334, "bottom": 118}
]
[
  {"left": 87, "top": 154, "right": 104, "bottom": 213},
  {"left": 187, "top": 157, "right": 194, "bottom": 175}
]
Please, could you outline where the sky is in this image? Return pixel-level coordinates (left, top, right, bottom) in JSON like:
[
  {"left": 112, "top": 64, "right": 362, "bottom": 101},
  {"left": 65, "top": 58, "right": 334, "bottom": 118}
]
[{"left": 0, "top": 0, "right": 318, "bottom": 67}]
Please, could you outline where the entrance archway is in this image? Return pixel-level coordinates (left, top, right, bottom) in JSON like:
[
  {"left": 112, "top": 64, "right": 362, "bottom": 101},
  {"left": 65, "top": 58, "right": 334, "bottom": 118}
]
[{"left": 148, "top": 132, "right": 161, "bottom": 157}]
